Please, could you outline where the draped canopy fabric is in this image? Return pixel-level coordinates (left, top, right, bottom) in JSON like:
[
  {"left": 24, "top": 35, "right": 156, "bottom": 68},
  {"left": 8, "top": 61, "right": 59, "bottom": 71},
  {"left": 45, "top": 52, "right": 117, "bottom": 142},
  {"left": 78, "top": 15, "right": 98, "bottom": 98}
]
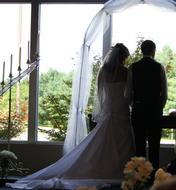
[{"left": 63, "top": 0, "right": 176, "bottom": 154}]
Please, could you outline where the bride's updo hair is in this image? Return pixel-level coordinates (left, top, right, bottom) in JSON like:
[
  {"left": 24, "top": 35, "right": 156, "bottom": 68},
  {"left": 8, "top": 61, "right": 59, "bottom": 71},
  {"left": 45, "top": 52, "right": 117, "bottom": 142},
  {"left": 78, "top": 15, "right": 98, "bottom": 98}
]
[{"left": 103, "top": 43, "right": 129, "bottom": 72}]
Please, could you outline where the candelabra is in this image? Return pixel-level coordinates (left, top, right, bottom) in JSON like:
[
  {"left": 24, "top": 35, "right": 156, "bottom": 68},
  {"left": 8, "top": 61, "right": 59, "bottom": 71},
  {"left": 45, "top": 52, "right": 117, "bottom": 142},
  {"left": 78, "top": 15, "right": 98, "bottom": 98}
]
[{"left": 0, "top": 42, "right": 39, "bottom": 150}]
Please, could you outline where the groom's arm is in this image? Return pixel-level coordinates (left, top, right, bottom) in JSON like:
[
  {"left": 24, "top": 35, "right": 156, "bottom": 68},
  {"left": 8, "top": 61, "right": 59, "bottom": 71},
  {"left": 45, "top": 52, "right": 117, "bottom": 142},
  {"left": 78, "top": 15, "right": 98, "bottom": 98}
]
[
  {"left": 161, "top": 65, "right": 168, "bottom": 108},
  {"left": 124, "top": 65, "right": 133, "bottom": 106}
]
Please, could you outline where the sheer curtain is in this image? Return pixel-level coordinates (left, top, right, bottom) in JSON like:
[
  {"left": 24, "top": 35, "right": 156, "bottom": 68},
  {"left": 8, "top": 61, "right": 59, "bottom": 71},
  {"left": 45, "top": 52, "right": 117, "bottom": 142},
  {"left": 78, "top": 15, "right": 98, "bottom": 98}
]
[{"left": 64, "top": 0, "right": 176, "bottom": 154}]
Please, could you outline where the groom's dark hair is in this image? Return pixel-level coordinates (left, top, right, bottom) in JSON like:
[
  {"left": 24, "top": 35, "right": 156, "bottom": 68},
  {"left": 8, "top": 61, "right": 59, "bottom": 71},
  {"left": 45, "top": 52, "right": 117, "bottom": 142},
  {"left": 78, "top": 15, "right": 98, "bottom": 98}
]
[{"left": 141, "top": 40, "right": 156, "bottom": 57}]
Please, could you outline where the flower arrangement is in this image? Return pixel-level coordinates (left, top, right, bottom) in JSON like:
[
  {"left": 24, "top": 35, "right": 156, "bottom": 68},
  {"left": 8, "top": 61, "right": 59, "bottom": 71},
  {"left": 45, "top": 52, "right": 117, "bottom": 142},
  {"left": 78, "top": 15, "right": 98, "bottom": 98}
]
[
  {"left": 0, "top": 150, "right": 17, "bottom": 160},
  {"left": 0, "top": 150, "right": 17, "bottom": 178},
  {"left": 152, "top": 168, "right": 172, "bottom": 187},
  {"left": 0, "top": 150, "right": 29, "bottom": 180},
  {"left": 151, "top": 168, "right": 173, "bottom": 190},
  {"left": 121, "top": 157, "right": 153, "bottom": 190}
]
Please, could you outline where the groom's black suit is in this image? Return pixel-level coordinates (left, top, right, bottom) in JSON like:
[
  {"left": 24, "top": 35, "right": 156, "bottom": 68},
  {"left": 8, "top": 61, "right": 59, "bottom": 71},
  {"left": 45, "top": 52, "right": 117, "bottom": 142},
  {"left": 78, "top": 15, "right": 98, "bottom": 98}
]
[{"left": 129, "top": 57, "right": 167, "bottom": 170}]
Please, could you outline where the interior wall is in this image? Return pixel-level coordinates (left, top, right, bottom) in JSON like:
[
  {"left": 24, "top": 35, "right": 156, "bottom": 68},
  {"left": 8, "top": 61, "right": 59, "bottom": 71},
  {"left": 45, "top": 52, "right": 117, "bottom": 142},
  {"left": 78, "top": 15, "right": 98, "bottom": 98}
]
[
  {"left": 160, "top": 146, "right": 176, "bottom": 167},
  {"left": 0, "top": 143, "right": 63, "bottom": 174},
  {"left": 0, "top": 143, "right": 175, "bottom": 176}
]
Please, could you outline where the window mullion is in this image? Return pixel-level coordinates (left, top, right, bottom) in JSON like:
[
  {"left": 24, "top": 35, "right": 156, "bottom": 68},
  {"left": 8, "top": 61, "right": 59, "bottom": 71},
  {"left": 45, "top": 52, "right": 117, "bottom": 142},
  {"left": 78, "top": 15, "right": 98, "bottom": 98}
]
[{"left": 28, "top": 1, "right": 40, "bottom": 142}]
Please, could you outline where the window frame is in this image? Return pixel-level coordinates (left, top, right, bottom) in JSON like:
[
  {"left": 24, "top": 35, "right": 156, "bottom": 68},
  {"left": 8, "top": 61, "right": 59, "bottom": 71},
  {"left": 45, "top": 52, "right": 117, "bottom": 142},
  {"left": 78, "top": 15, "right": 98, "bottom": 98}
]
[
  {"left": 0, "top": 0, "right": 106, "bottom": 143},
  {"left": 0, "top": 0, "right": 175, "bottom": 146}
]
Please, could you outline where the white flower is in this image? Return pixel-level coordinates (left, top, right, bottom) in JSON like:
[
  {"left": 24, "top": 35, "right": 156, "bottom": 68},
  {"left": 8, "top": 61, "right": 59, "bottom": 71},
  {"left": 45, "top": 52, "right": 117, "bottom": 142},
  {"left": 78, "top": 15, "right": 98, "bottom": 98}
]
[{"left": 0, "top": 150, "right": 17, "bottom": 160}]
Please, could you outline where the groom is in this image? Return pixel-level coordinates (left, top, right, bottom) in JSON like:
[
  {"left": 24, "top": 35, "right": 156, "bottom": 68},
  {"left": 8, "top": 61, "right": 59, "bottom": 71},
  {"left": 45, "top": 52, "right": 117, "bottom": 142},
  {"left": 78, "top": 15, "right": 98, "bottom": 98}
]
[{"left": 125, "top": 40, "right": 167, "bottom": 170}]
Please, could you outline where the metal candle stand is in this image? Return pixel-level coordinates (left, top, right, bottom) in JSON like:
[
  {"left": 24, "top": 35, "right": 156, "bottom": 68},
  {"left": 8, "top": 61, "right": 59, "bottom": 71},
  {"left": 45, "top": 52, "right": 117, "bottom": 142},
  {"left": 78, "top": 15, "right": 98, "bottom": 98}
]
[
  {"left": 0, "top": 42, "right": 39, "bottom": 178},
  {"left": 7, "top": 66, "right": 13, "bottom": 151},
  {"left": 0, "top": 44, "right": 39, "bottom": 150}
]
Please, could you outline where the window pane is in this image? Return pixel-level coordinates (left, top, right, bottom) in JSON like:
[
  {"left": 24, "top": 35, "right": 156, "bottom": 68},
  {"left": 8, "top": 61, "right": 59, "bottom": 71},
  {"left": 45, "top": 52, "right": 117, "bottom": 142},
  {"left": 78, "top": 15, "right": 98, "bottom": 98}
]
[
  {"left": 0, "top": 79, "right": 29, "bottom": 141},
  {"left": 0, "top": 4, "right": 31, "bottom": 141},
  {"left": 39, "top": 4, "right": 103, "bottom": 141},
  {"left": 112, "top": 4, "right": 176, "bottom": 144}
]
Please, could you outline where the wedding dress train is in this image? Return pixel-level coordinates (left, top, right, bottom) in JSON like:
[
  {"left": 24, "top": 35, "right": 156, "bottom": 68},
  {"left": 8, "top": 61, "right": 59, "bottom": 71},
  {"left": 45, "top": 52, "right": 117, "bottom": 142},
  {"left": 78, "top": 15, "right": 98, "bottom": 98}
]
[{"left": 7, "top": 82, "right": 135, "bottom": 190}]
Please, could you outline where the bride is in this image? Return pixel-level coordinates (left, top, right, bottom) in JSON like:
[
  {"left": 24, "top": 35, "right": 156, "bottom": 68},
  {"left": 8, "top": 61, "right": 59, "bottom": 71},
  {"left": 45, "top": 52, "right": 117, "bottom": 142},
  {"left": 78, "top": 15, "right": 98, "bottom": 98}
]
[{"left": 7, "top": 43, "right": 135, "bottom": 189}]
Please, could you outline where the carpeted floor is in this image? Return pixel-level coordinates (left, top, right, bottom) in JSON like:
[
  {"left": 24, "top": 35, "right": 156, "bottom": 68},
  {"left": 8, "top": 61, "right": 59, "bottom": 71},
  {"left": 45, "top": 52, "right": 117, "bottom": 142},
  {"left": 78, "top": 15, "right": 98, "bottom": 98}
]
[
  {"left": 0, "top": 179, "right": 122, "bottom": 190},
  {"left": 0, "top": 177, "right": 123, "bottom": 190},
  {"left": 2, "top": 185, "right": 122, "bottom": 190},
  {"left": 2, "top": 188, "right": 19, "bottom": 190}
]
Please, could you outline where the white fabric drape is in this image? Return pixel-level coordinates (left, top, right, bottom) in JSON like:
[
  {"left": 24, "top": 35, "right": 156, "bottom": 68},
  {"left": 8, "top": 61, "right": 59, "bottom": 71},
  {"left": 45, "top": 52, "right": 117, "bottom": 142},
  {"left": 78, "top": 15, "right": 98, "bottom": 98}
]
[{"left": 64, "top": 0, "right": 176, "bottom": 154}]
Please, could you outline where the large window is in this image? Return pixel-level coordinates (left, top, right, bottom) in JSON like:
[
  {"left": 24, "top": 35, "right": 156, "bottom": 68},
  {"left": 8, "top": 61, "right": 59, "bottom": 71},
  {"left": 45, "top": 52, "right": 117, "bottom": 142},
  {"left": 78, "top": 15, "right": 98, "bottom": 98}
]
[
  {"left": 112, "top": 4, "right": 176, "bottom": 144},
  {"left": 38, "top": 4, "right": 103, "bottom": 141},
  {"left": 1, "top": 2, "right": 175, "bottom": 145},
  {"left": 0, "top": 4, "right": 31, "bottom": 141}
]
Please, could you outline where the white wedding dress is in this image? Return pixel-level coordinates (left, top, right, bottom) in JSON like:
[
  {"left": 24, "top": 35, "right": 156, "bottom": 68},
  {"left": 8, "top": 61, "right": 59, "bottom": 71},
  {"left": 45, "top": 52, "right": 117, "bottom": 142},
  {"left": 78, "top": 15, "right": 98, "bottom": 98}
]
[{"left": 7, "top": 82, "right": 135, "bottom": 190}]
